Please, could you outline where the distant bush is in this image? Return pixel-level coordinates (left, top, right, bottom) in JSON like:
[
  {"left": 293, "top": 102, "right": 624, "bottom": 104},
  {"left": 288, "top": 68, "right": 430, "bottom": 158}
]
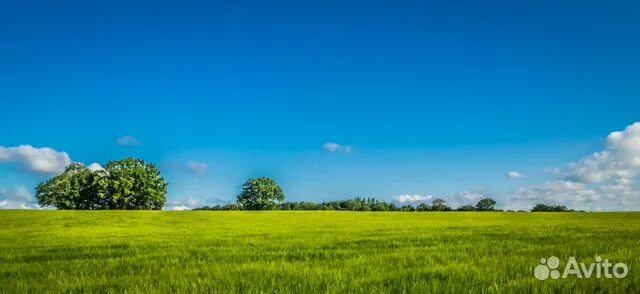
[
  {"left": 457, "top": 205, "right": 476, "bottom": 211},
  {"left": 193, "top": 203, "right": 241, "bottom": 211},
  {"left": 531, "top": 204, "right": 575, "bottom": 212}
]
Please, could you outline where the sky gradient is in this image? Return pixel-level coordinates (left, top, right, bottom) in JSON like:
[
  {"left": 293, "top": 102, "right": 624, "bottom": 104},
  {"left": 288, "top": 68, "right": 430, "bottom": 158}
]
[{"left": 1, "top": 0, "right": 639, "bottom": 210}]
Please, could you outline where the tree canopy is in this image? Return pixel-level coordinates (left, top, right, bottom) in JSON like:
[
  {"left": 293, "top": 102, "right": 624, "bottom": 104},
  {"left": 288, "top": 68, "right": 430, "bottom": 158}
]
[
  {"left": 475, "top": 198, "right": 497, "bottom": 211},
  {"left": 198, "top": 196, "right": 507, "bottom": 212},
  {"left": 431, "top": 198, "right": 451, "bottom": 211},
  {"left": 36, "top": 158, "right": 167, "bottom": 210},
  {"left": 236, "top": 177, "right": 285, "bottom": 210},
  {"left": 531, "top": 204, "right": 575, "bottom": 212}
]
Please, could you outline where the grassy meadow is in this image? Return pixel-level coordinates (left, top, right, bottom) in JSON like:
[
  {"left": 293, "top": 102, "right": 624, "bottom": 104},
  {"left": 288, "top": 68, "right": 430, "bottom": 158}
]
[{"left": 0, "top": 211, "right": 638, "bottom": 293}]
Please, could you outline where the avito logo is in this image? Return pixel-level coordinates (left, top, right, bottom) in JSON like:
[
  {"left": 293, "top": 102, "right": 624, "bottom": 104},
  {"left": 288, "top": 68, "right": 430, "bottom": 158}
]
[{"left": 534, "top": 256, "right": 628, "bottom": 280}]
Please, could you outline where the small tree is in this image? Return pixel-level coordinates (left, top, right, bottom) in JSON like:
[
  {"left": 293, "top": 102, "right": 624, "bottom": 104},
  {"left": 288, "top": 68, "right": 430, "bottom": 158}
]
[
  {"left": 236, "top": 177, "right": 285, "bottom": 210},
  {"left": 475, "top": 198, "right": 497, "bottom": 211},
  {"left": 400, "top": 204, "right": 415, "bottom": 212},
  {"left": 431, "top": 198, "right": 450, "bottom": 211},
  {"left": 416, "top": 203, "right": 431, "bottom": 211},
  {"left": 457, "top": 205, "right": 476, "bottom": 211}
]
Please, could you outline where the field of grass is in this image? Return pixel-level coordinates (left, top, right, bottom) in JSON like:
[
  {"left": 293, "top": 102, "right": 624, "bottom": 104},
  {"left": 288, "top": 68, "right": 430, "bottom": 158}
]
[{"left": 0, "top": 211, "right": 638, "bottom": 293}]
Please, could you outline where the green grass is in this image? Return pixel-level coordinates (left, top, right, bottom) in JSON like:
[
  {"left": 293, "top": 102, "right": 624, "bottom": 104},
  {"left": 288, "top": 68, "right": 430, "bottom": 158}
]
[{"left": 0, "top": 211, "right": 638, "bottom": 293}]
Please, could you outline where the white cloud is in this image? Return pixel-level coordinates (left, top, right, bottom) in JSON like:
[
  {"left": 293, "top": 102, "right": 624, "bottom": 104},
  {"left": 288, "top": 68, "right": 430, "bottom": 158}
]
[
  {"left": 394, "top": 194, "right": 432, "bottom": 204},
  {"left": 164, "top": 198, "right": 201, "bottom": 211},
  {"left": 512, "top": 122, "right": 640, "bottom": 210},
  {"left": 86, "top": 162, "right": 104, "bottom": 172},
  {"left": 323, "top": 142, "right": 352, "bottom": 153},
  {"left": 507, "top": 171, "right": 524, "bottom": 179},
  {"left": 513, "top": 180, "right": 600, "bottom": 207},
  {"left": 0, "top": 186, "right": 31, "bottom": 202},
  {"left": 0, "top": 145, "right": 72, "bottom": 174},
  {"left": 185, "top": 161, "right": 209, "bottom": 175},
  {"left": 116, "top": 135, "right": 141, "bottom": 147},
  {"left": 165, "top": 205, "right": 191, "bottom": 211},
  {"left": 167, "top": 161, "right": 210, "bottom": 175},
  {"left": 567, "top": 122, "right": 640, "bottom": 183},
  {"left": 0, "top": 186, "right": 39, "bottom": 209},
  {"left": 452, "top": 191, "right": 486, "bottom": 205},
  {"left": 394, "top": 191, "right": 491, "bottom": 207}
]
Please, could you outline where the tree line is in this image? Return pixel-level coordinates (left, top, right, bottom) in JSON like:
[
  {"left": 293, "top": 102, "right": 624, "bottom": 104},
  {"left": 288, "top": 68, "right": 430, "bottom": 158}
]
[
  {"left": 531, "top": 204, "right": 576, "bottom": 212},
  {"left": 34, "top": 158, "right": 579, "bottom": 212},
  {"left": 195, "top": 194, "right": 501, "bottom": 212},
  {"left": 197, "top": 177, "right": 578, "bottom": 212}
]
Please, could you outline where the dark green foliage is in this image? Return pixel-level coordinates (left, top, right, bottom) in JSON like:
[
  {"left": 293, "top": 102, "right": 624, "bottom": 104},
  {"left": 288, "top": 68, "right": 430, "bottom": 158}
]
[
  {"left": 531, "top": 203, "right": 575, "bottom": 212},
  {"left": 104, "top": 158, "right": 167, "bottom": 210},
  {"left": 279, "top": 201, "right": 324, "bottom": 210},
  {"left": 236, "top": 177, "right": 285, "bottom": 210},
  {"left": 197, "top": 196, "right": 536, "bottom": 212},
  {"left": 197, "top": 196, "right": 588, "bottom": 213},
  {"left": 35, "top": 163, "right": 92, "bottom": 209},
  {"left": 475, "top": 198, "right": 497, "bottom": 211},
  {"left": 35, "top": 158, "right": 167, "bottom": 210},
  {"left": 416, "top": 203, "right": 431, "bottom": 211},
  {"left": 431, "top": 198, "right": 451, "bottom": 211},
  {"left": 280, "top": 197, "right": 398, "bottom": 211},
  {"left": 197, "top": 197, "right": 401, "bottom": 211},
  {"left": 457, "top": 205, "right": 476, "bottom": 211},
  {"left": 193, "top": 203, "right": 241, "bottom": 211},
  {"left": 400, "top": 205, "right": 416, "bottom": 212}
]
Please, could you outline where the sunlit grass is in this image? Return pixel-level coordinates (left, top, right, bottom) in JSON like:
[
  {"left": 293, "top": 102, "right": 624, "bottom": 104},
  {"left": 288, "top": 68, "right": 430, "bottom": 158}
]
[{"left": 0, "top": 211, "right": 638, "bottom": 293}]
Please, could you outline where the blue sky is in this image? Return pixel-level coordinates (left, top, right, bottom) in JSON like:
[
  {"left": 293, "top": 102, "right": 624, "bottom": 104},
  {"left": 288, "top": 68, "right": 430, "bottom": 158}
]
[{"left": 1, "top": 1, "right": 639, "bottom": 210}]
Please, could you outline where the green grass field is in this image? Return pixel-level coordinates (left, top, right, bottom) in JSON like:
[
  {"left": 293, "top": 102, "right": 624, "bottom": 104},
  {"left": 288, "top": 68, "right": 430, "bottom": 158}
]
[{"left": 0, "top": 211, "right": 638, "bottom": 293}]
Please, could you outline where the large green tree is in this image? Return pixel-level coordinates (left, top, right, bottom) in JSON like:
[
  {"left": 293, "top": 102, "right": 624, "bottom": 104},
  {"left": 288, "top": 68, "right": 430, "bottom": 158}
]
[
  {"left": 431, "top": 198, "right": 451, "bottom": 211},
  {"left": 36, "top": 163, "right": 92, "bottom": 209},
  {"left": 104, "top": 158, "right": 167, "bottom": 210},
  {"left": 35, "top": 158, "right": 167, "bottom": 210},
  {"left": 236, "top": 177, "right": 285, "bottom": 210},
  {"left": 475, "top": 198, "right": 497, "bottom": 211}
]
